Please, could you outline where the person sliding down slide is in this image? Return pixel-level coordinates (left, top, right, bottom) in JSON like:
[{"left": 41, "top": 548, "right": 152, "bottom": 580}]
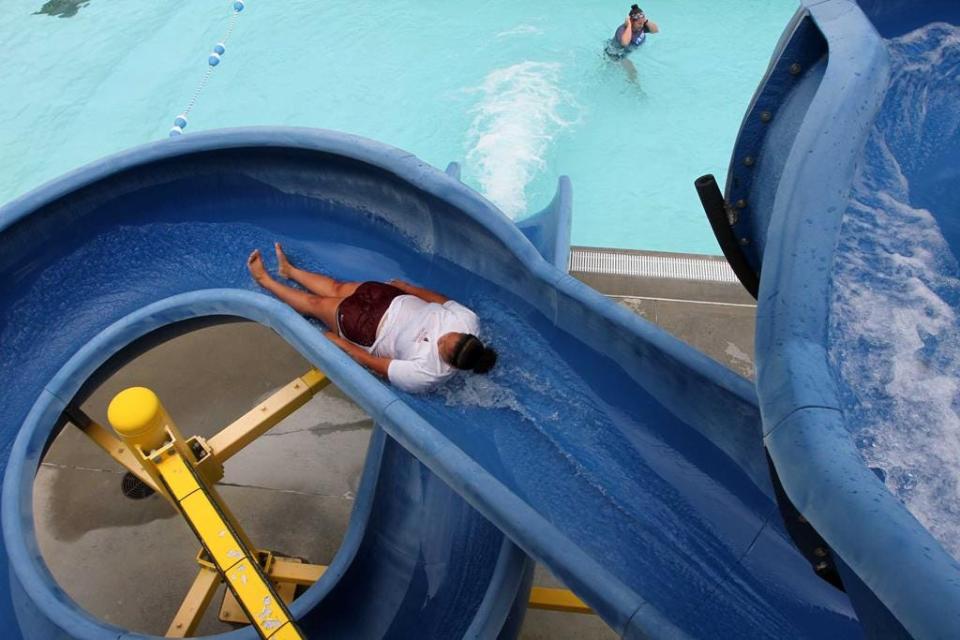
[{"left": 247, "top": 243, "right": 497, "bottom": 393}]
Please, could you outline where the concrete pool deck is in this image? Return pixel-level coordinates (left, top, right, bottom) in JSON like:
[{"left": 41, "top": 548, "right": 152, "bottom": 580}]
[{"left": 33, "top": 250, "right": 756, "bottom": 639}]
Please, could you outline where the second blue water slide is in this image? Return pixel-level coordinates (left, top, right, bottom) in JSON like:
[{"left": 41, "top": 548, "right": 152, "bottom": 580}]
[
  {"left": 0, "top": 127, "right": 860, "bottom": 638},
  {"left": 724, "top": 0, "right": 960, "bottom": 638}
]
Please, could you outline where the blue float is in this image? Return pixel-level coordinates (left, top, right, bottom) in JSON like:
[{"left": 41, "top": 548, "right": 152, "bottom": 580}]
[
  {"left": 233, "top": 0, "right": 245, "bottom": 13},
  {"left": 207, "top": 52, "right": 221, "bottom": 66}
]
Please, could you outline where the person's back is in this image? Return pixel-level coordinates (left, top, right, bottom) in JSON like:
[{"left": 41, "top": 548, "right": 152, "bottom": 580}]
[
  {"left": 372, "top": 295, "right": 479, "bottom": 361},
  {"left": 372, "top": 295, "right": 480, "bottom": 392}
]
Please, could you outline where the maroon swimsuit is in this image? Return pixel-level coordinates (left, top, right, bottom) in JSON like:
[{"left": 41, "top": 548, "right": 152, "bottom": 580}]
[{"left": 336, "top": 281, "right": 405, "bottom": 347}]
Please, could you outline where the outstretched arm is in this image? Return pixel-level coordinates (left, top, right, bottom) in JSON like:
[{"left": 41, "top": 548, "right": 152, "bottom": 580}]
[
  {"left": 388, "top": 279, "right": 449, "bottom": 304},
  {"left": 325, "top": 331, "right": 392, "bottom": 378}
]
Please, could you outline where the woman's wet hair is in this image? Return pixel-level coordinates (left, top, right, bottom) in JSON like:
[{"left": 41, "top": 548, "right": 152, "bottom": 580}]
[
  {"left": 630, "top": 4, "right": 643, "bottom": 17},
  {"left": 452, "top": 334, "right": 497, "bottom": 374}
]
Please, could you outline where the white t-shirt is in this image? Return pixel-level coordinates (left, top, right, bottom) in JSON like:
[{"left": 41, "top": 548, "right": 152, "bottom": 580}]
[{"left": 369, "top": 296, "right": 480, "bottom": 393}]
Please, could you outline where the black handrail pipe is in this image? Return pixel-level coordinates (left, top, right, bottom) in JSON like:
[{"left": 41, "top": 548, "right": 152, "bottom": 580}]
[{"left": 695, "top": 174, "right": 760, "bottom": 298}]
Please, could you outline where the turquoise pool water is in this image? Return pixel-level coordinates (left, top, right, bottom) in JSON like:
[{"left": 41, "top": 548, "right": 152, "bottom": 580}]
[{"left": 0, "top": 0, "right": 797, "bottom": 254}]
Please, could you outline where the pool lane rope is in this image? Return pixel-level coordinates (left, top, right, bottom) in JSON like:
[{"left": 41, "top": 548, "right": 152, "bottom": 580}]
[{"left": 168, "top": 0, "right": 245, "bottom": 137}]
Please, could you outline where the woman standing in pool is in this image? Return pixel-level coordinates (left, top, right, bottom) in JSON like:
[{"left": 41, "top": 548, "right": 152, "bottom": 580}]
[
  {"left": 610, "top": 5, "right": 659, "bottom": 56},
  {"left": 606, "top": 5, "right": 660, "bottom": 81},
  {"left": 247, "top": 244, "right": 497, "bottom": 393}
]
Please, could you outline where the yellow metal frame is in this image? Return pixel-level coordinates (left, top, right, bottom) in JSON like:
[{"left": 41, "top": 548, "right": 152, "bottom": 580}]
[
  {"left": 167, "top": 567, "right": 220, "bottom": 638},
  {"left": 137, "top": 421, "right": 299, "bottom": 638},
  {"left": 218, "top": 555, "right": 316, "bottom": 625},
  {"left": 71, "top": 367, "right": 592, "bottom": 638},
  {"left": 208, "top": 369, "right": 330, "bottom": 462},
  {"left": 101, "top": 376, "right": 330, "bottom": 639},
  {"left": 528, "top": 587, "right": 592, "bottom": 614},
  {"left": 67, "top": 369, "right": 329, "bottom": 496},
  {"left": 64, "top": 405, "right": 165, "bottom": 499}
]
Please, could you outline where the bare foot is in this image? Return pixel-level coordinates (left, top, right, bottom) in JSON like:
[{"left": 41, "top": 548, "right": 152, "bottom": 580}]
[
  {"left": 247, "top": 249, "right": 268, "bottom": 284},
  {"left": 275, "top": 242, "right": 293, "bottom": 279}
]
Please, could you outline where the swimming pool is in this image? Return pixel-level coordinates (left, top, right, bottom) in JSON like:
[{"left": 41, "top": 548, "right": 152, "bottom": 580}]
[{"left": 0, "top": 0, "right": 796, "bottom": 254}]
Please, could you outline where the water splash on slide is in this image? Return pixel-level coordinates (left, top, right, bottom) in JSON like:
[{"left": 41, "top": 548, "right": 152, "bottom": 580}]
[
  {"left": 830, "top": 23, "right": 960, "bottom": 561},
  {"left": 464, "top": 61, "right": 578, "bottom": 218}
]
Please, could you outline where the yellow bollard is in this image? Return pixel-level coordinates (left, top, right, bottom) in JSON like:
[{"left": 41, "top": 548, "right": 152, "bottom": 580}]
[{"left": 107, "top": 387, "right": 174, "bottom": 454}]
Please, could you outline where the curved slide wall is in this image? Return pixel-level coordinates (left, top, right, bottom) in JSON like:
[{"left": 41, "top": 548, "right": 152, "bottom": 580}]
[
  {"left": 0, "top": 129, "right": 863, "bottom": 638},
  {"left": 726, "top": 1, "right": 960, "bottom": 638}
]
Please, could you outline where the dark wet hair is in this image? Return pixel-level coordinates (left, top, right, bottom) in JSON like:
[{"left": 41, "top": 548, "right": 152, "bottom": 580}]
[
  {"left": 452, "top": 334, "right": 497, "bottom": 374},
  {"left": 630, "top": 4, "right": 644, "bottom": 17}
]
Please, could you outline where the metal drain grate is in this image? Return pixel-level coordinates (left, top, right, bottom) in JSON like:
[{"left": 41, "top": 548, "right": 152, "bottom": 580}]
[
  {"left": 569, "top": 247, "right": 738, "bottom": 283},
  {"left": 121, "top": 471, "right": 156, "bottom": 500}
]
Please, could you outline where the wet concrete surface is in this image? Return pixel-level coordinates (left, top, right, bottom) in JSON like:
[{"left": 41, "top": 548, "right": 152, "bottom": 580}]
[
  {"left": 33, "top": 272, "right": 755, "bottom": 638},
  {"left": 616, "top": 296, "right": 756, "bottom": 379}
]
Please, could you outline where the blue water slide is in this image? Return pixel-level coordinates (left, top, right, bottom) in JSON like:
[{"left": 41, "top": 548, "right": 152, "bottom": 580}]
[
  {"left": 0, "top": 128, "right": 863, "bottom": 639},
  {"left": 0, "top": 133, "right": 538, "bottom": 640},
  {"left": 725, "top": 1, "right": 960, "bottom": 638}
]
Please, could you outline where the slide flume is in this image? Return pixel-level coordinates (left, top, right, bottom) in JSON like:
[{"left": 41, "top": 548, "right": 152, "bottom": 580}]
[{"left": 0, "top": 130, "right": 857, "bottom": 639}]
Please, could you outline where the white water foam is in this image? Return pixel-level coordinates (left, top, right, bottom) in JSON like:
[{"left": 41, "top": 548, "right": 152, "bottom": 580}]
[
  {"left": 465, "top": 61, "right": 578, "bottom": 218},
  {"left": 495, "top": 24, "right": 543, "bottom": 39},
  {"left": 439, "top": 364, "right": 540, "bottom": 425},
  {"left": 829, "top": 23, "right": 960, "bottom": 560}
]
